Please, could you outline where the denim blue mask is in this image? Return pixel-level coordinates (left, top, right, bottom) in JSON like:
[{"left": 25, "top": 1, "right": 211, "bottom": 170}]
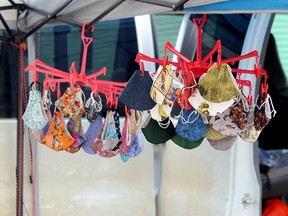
[
  {"left": 175, "top": 108, "right": 207, "bottom": 142},
  {"left": 119, "top": 70, "right": 156, "bottom": 111}
]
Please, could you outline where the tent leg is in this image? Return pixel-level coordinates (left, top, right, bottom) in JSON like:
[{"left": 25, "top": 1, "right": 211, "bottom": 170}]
[{"left": 16, "top": 48, "right": 24, "bottom": 216}]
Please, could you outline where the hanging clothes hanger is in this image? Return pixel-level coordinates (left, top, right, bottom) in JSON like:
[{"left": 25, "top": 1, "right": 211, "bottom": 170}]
[
  {"left": 25, "top": 22, "right": 127, "bottom": 97},
  {"left": 135, "top": 14, "right": 269, "bottom": 83}
]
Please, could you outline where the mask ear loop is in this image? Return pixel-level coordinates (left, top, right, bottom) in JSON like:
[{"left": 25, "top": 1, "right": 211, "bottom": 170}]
[
  {"left": 79, "top": 88, "right": 86, "bottom": 109},
  {"left": 42, "top": 89, "right": 52, "bottom": 111},
  {"left": 231, "top": 93, "right": 241, "bottom": 107},
  {"left": 157, "top": 117, "right": 171, "bottom": 129},
  {"left": 254, "top": 93, "right": 267, "bottom": 111},
  {"left": 178, "top": 109, "right": 200, "bottom": 124},
  {"left": 266, "top": 94, "right": 277, "bottom": 118},
  {"left": 93, "top": 93, "right": 103, "bottom": 112}
]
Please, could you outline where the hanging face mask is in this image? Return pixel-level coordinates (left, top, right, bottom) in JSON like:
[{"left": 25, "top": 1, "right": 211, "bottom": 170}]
[
  {"left": 121, "top": 110, "right": 132, "bottom": 154},
  {"left": 175, "top": 108, "right": 207, "bottom": 142},
  {"left": 239, "top": 124, "right": 261, "bottom": 143},
  {"left": 150, "top": 65, "right": 184, "bottom": 105},
  {"left": 128, "top": 109, "right": 143, "bottom": 137},
  {"left": 101, "top": 110, "right": 120, "bottom": 151},
  {"left": 125, "top": 129, "right": 144, "bottom": 158},
  {"left": 176, "top": 68, "right": 196, "bottom": 110},
  {"left": 207, "top": 135, "right": 237, "bottom": 151},
  {"left": 141, "top": 115, "right": 175, "bottom": 144},
  {"left": 55, "top": 87, "right": 85, "bottom": 118},
  {"left": 197, "top": 63, "right": 239, "bottom": 103},
  {"left": 42, "top": 110, "right": 75, "bottom": 151},
  {"left": 254, "top": 93, "right": 276, "bottom": 131},
  {"left": 22, "top": 83, "right": 48, "bottom": 131},
  {"left": 149, "top": 104, "right": 172, "bottom": 122},
  {"left": 205, "top": 125, "right": 227, "bottom": 141},
  {"left": 209, "top": 92, "right": 254, "bottom": 136},
  {"left": 209, "top": 108, "right": 242, "bottom": 137},
  {"left": 118, "top": 70, "right": 156, "bottom": 111},
  {"left": 82, "top": 115, "right": 103, "bottom": 154},
  {"left": 66, "top": 116, "right": 87, "bottom": 149},
  {"left": 230, "top": 92, "right": 254, "bottom": 131},
  {"left": 90, "top": 123, "right": 121, "bottom": 158},
  {"left": 33, "top": 90, "right": 53, "bottom": 143},
  {"left": 84, "top": 93, "right": 102, "bottom": 123}
]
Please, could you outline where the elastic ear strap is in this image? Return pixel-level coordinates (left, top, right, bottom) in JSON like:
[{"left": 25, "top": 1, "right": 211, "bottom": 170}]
[
  {"left": 78, "top": 88, "right": 86, "bottom": 105},
  {"left": 95, "top": 94, "right": 103, "bottom": 112},
  {"left": 267, "top": 94, "right": 277, "bottom": 117},
  {"left": 179, "top": 109, "right": 199, "bottom": 124},
  {"left": 42, "top": 90, "right": 52, "bottom": 110},
  {"left": 157, "top": 118, "right": 171, "bottom": 129}
]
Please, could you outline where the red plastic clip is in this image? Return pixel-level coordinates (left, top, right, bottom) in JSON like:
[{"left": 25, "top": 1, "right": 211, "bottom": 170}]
[
  {"left": 261, "top": 76, "right": 269, "bottom": 97},
  {"left": 140, "top": 61, "right": 145, "bottom": 77}
]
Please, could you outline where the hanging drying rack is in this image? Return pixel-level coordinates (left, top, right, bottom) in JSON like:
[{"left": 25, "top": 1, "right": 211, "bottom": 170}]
[
  {"left": 25, "top": 22, "right": 127, "bottom": 101},
  {"left": 135, "top": 14, "right": 269, "bottom": 97}
]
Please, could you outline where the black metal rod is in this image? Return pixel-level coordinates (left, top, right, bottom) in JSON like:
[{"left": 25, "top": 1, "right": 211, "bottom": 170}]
[
  {"left": 85, "top": 0, "right": 126, "bottom": 32},
  {"left": 25, "top": 5, "right": 82, "bottom": 28},
  {"left": 0, "top": 5, "right": 15, "bottom": 11},
  {"left": 22, "top": 0, "right": 74, "bottom": 41},
  {"left": 0, "top": 35, "right": 12, "bottom": 42},
  {"left": 8, "top": 0, "right": 17, "bottom": 7},
  {"left": 133, "top": 0, "right": 173, "bottom": 8},
  {"left": 0, "top": 13, "right": 14, "bottom": 40},
  {"left": 172, "top": 0, "right": 189, "bottom": 11}
]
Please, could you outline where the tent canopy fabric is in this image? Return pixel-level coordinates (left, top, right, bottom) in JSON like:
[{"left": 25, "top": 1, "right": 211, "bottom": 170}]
[
  {"left": 0, "top": 0, "right": 287, "bottom": 35},
  {"left": 1, "top": 0, "right": 223, "bottom": 32}
]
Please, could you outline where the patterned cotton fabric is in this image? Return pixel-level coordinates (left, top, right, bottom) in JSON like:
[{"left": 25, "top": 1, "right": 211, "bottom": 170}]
[
  {"left": 42, "top": 110, "right": 74, "bottom": 151},
  {"left": 22, "top": 90, "right": 48, "bottom": 131}
]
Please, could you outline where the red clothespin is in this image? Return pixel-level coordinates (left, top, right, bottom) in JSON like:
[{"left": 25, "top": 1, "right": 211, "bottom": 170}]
[
  {"left": 254, "top": 56, "right": 261, "bottom": 79},
  {"left": 247, "top": 91, "right": 253, "bottom": 106},
  {"left": 260, "top": 76, "right": 269, "bottom": 97},
  {"left": 57, "top": 82, "right": 61, "bottom": 100},
  {"left": 32, "top": 70, "right": 38, "bottom": 86},
  {"left": 140, "top": 61, "right": 145, "bottom": 77},
  {"left": 124, "top": 105, "right": 130, "bottom": 118},
  {"left": 43, "top": 79, "right": 49, "bottom": 91},
  {"left": 162, "top": 55, "right": 168, "bottom": 72},
  {"left": 217, "top": 48, "right": 222, "bottom": 70}
]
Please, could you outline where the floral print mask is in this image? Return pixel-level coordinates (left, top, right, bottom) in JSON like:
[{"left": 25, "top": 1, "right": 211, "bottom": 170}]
[
  {"left": 22, "top": 90, "right": 48, "bottom": 131},
  {"left": 55, "top": 87, "right": 85, "bottom": 118},
  {"left": 42, "top": 110, "right": 74, "bottom": 151}
]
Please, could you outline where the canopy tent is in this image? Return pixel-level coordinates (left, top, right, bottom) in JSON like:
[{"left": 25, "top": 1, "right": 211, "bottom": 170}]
[
  {"left": 1, "top": 0, "right": 223, "bottom": 35},
  {"left": 1, "top": 1, "right": 286, "bottom": 216},
  {"left": 0, "top": 0, "right": 288, "bottom": 42}
]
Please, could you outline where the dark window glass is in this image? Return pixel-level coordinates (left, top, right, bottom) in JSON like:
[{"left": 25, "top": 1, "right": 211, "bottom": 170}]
[
  {"left": 0, "top": 30, "right": 19, "bottom": 118},
  {"left": 190, "top": 14, "right": 252, "bottom": 65}
]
